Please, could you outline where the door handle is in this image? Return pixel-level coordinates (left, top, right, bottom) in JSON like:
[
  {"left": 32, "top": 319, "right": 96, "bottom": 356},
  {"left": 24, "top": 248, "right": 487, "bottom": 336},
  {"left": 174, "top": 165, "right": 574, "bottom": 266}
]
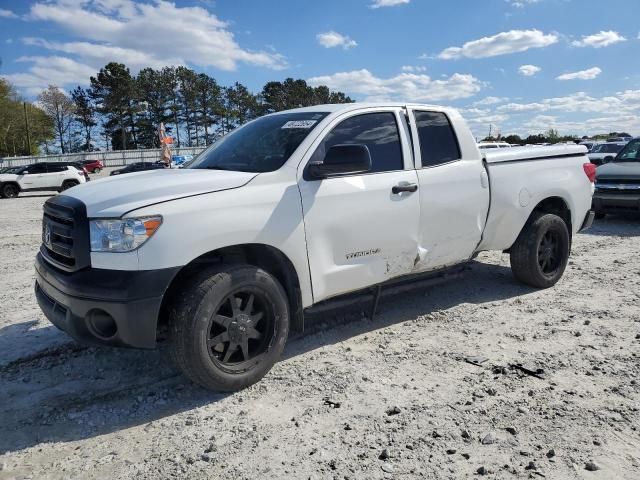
[{"left": 392, "top": 183, "right": 418, "bottom": 194}]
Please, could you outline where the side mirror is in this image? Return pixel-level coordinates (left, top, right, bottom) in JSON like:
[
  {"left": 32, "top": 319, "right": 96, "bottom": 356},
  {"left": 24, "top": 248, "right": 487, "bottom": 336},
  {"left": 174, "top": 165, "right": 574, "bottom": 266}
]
[
  {"left": 603, "top": 155, "right": 614, "bottom": 164},
  {"left": 308, "top": 144, "right": 372, "bottom": 179},
  {"left": 20, "top": 170, "right": 28, "bottom": 175}
]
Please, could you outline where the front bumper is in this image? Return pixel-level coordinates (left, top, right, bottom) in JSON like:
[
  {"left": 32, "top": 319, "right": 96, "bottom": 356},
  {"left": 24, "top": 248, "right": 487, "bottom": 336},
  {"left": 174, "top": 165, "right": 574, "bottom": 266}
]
[
  {"left": 35, "top": 252, "right": 180, "bottom": 348},
  {"left": 592, "top": 191, "right": 640, "bottom": 215}
]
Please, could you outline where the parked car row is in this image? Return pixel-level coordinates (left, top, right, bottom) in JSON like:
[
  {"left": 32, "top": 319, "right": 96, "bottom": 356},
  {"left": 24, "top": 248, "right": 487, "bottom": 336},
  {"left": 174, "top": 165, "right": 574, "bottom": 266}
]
[{"left": 0, "top": 162, "right": 88, "bottom": 198}]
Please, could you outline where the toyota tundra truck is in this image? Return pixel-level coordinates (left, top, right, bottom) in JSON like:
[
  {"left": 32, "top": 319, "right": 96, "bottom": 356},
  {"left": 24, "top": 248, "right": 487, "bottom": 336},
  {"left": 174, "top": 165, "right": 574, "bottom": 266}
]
[{"left": 34, "top": 103, "right": 595, "bottom": 391}]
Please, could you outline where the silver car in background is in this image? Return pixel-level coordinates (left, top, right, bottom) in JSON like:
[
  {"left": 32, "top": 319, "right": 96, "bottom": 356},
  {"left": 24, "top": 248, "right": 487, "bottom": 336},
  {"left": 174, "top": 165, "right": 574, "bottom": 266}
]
[{"left": 588, "top": 141, "right": 627, "bottom": 166}]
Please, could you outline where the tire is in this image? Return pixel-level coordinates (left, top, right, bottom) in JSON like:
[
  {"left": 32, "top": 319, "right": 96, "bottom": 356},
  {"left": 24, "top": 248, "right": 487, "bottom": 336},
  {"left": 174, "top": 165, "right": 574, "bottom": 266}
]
[
  {"left": 510, "top": 212, "right": 570, "bottom": 288},
  {"left": 60, "top": 180, "right": 79, "bottom": 191},
  {"left": 168, "top": 264, "right": 290, "bottom": 391},
  {"left": 93, "top": 168, "right": 101, "bottom": 174},
  {"left": 594, "top": 212, "right": 606, "bottom": 220},
  {"left": 1, "top": 183, "right": 19, "bottom": 198}
]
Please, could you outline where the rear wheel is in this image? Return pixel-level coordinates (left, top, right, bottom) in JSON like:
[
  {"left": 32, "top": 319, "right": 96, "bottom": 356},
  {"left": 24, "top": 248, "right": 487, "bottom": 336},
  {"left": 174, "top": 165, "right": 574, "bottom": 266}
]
[
  {"left": 60, "top": 180, "right": 79, "bottom": 191},
  {"left": 1, "top": 183, "right": 19, "bottom": 198},
  {"left": 168, "top": 264, "right": 290, "bottom": 391},
  {"left": 93, "top": 168, "right": 101, "bottom": 174},
  {"left": 510, "top": 212, "right": 570, "bottom": 288}
]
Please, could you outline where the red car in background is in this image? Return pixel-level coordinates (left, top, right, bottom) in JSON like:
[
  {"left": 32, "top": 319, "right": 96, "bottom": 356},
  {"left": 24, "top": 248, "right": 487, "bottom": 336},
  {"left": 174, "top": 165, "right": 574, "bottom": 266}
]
[{"left": 81, "top": 159, "right": 104, "bottom": 173}]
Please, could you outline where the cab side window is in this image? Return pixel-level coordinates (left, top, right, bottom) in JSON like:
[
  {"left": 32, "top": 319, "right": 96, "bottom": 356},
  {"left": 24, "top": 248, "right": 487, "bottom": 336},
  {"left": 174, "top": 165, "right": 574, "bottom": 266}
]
[
  {"left": 312, "top": 112, "right": 404, "bottom": 174},
  {"left": 26, "top": 163, "right": 48, "bottom": 174},
  {"left": 414, "top": 111, "right": 461, "bottom": 168}
]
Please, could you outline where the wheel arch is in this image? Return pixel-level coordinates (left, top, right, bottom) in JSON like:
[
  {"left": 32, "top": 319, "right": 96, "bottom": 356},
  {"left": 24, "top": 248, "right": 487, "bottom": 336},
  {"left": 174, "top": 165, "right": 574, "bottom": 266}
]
[
  {"left": 159, "top": 243, "right": 305, "bottom": 335},
  {"left": 507, "top": 196, "right": 572, "bottom": 251}
]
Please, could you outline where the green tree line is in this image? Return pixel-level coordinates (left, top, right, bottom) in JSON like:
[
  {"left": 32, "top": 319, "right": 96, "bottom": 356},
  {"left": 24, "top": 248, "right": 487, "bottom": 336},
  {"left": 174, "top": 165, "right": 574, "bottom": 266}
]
[
  {"left": 483, "top": 128, "right": 632, "bottom": 146},
  {"left": 3, "top": 62, "right": 354, "bottom": 156},
  {"left": 0, "top": 79, "right": 55, "bottom": 157}
]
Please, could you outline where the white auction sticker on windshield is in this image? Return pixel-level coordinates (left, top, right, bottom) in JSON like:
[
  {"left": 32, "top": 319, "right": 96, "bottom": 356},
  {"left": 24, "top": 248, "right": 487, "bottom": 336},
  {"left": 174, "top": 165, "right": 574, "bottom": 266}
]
[{"left": 281, "top": 120, "right": 317, "bottom": 129}]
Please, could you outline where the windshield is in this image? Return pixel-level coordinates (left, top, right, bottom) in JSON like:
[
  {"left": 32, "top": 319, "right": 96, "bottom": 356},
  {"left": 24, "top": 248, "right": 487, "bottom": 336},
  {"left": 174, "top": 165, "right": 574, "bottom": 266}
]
[
  {"left": 186, "top": 112, "right": 329, "bottom": 173},
  {"left": 614, "top": 139, "right": 640, "bottom": 162}
]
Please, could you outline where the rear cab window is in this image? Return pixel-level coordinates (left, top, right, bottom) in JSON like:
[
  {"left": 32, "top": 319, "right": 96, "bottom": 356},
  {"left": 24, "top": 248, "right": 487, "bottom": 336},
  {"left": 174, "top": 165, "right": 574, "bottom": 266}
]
[{"left": 413, "top": 111, "right": 461, "bottom": 168}]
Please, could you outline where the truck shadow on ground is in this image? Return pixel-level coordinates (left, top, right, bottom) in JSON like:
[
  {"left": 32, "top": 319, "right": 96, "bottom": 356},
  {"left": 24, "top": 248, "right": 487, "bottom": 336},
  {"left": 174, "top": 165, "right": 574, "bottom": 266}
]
[{"left": 0, "top": 259, "right": 535, "bottom": 455}]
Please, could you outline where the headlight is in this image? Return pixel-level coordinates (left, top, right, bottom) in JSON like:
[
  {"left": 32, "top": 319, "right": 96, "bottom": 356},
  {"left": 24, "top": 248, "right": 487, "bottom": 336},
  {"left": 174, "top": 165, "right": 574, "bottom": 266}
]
[{"left": 90, "top": 216, "right": 162, "bottom": 252}]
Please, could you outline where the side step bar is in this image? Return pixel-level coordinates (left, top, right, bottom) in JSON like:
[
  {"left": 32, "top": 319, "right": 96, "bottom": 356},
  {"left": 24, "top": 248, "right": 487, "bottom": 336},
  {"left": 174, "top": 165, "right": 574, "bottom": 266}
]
[{"left": 304, "top": 263, "right": 470, "bottom": 319}]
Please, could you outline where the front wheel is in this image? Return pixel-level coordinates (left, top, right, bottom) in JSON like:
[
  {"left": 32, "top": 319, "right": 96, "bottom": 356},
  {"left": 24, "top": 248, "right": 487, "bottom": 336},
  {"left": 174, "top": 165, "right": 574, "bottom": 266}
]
[
  {"left": 93, "top": 168, "right": 101, "bottom": 174},
  {"left": 168, "top": 264, "right": 290, "bottom": 391},
  {"left": 510, "top": 212, "right": 570, "bottom": 288},
  {"left": 1, "top": 183, "right": 19, "bottom": 198}
]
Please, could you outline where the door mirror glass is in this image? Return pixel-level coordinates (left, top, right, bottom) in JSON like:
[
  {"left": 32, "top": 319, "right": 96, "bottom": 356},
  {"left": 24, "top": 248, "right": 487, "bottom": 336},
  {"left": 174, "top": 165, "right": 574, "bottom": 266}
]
[{"left": 308, "top": 144, "right": 372, "bottom": 179}]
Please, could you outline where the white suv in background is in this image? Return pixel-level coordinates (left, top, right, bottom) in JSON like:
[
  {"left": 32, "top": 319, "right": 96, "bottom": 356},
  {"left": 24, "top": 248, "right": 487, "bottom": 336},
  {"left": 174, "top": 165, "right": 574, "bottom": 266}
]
[{"left": 0, "top": 163, "right": 87, "bottom": 198}]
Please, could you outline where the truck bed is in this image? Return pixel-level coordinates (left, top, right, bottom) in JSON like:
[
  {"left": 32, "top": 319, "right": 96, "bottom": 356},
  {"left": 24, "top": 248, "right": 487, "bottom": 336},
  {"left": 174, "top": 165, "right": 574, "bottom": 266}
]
[
  {"left": 478, "top": 144, "right": 592, "bottom": 252},
  {"left": 482, "top": 144, "right": 588, "bottom": 164}
]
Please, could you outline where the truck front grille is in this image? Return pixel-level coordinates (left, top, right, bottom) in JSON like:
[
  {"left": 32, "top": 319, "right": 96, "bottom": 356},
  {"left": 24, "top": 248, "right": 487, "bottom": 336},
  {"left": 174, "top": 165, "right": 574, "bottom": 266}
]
[
  {"left": 595, "top": 178, "right": 640, "bottom": 194},
  {"left": 41, "top": 196, "right": 90, "bottom": 272}
]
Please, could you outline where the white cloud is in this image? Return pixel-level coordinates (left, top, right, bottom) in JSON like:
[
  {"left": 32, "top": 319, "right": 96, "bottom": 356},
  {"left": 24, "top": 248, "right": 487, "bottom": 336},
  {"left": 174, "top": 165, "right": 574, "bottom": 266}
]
[
  {"left": 556, "top": 67, "right": 602, "bottom": 81},
  {"left": 518, "top": 64, "right": 541, "bottom": 76},
  {"left": 26, "top": 0, "right": 287, "bottom": 72},
  {"left": 316, "top": 31, "right": 357, "bottom": 50},
  {"left": 571, "top": 31, "right": 626, "bottom": 48},
  {"left": 307, "top": 69, "right": 482, "bottom": 102},
  {"left": 438, "top": 29, "right": 558, "bottom": 60},
  {"left": 467, "top": 89, "right": 640, "bottom": 137},
  {"left": 1, "top": 56, "right": 97, "bottom": 96},
  {"left": 0, "top": 8, "right": 18, "bottom": 18},
  {"left": 370, "top": 0, "right": 410, "bottom": 8},
  {"left": 473, "top": 96, "right": 509, "bottom": 106},
  {"left": 22, "top": 37, "right": 176, "bottom": 70},
  {"left": 506, "top": 0, "right": 541, "bottom": 7},
  {"left": 401, "top": 65, "right": 426, "bottom": 72},
  {"left": 497, "top": 91, "right": 639, "bottom": 114}
]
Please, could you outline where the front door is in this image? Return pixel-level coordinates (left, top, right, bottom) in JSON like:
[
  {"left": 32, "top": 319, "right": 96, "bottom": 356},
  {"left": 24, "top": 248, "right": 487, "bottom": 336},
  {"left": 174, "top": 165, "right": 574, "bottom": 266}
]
[
  {"left": 407, "top": 108, "right": 490, "bottom": 270},
  {"left": 19, "top": 163, "right": 48, "bottom": 190},
  {"left": 298, "top": 109, "right": 420, "bottom": 303}
]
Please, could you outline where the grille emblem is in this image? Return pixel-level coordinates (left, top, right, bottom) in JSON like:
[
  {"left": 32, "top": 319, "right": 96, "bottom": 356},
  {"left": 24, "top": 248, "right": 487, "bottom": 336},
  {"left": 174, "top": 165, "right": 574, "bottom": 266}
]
[{"left": 44, "top": 224, "right": 52, "bottom": 247}]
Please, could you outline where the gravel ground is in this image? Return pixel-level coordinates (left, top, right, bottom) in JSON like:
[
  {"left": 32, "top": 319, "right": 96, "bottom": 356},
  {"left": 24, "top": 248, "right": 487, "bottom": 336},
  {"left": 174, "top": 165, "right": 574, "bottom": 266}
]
[{"left": 0, "top": 178, "right": 639, "bottom": 479}]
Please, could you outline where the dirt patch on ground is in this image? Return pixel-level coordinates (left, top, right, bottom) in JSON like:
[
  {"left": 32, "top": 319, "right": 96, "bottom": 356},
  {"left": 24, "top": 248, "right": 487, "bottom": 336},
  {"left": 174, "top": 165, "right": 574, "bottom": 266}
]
[{"left": 0, "top": 189, "right": 638, "bottom": 479}]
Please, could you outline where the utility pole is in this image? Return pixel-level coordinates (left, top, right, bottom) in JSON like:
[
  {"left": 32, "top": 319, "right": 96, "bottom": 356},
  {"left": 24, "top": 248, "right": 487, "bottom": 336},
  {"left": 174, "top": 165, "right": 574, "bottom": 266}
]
[
  {"left": 488, "top": 124, "right": 492, "bottom": 139},
  {"left": 23, "top": 102, "right": 32, "bottom": 154}
]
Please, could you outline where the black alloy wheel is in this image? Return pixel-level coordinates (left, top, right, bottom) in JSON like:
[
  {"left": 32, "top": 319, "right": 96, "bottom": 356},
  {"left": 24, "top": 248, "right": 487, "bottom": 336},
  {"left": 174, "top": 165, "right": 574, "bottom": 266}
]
[
  {"left": 510, "top": 212, "right": 570, "bottom": 288},
  {"left": 537, "top": 230, "right": 563, "bottom": 277},
  {"left": 206, "top": 289, "right": 275, "bottom": 372},
  {"left": 168, "top": 264, "right": 290, "bottom": 391},
  {"left": 2, "top": 184, "right": 19, "bottom": 198}
]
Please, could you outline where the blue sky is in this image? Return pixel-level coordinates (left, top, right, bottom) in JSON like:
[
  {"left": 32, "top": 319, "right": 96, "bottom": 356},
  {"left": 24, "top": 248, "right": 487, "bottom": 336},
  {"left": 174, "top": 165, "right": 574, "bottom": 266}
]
[{"left": 0, "top": 0, "right": 639, "bottom": 138}]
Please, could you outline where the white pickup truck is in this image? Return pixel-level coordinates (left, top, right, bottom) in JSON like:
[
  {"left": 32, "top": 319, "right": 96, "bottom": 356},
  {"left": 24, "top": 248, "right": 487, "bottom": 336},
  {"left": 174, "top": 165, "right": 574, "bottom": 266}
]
[{"left": 35, "top": 103, "right": 595, "bottom": 391}]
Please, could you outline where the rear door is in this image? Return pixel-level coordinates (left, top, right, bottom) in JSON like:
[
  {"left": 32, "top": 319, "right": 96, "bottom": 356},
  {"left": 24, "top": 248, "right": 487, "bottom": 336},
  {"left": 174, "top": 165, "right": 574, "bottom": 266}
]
[
  {"left": 44, "top": 164, "right": 69, "bottom": 188},
  {"left": 407, "top": 108, "right": 490, "bottom": 270},
  {"left": 298, "top": 108, "right": 420, "bottom": 303}
]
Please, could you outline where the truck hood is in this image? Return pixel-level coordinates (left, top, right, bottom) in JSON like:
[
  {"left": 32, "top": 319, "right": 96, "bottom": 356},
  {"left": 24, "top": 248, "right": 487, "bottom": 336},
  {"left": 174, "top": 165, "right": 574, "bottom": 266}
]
[
  {"left": 596, "top": 161, "right": 640, "bottom": 181},
  {"left": 64, "top": 168, "right": 258, "bottom": 217},
  {"left": 0, "top": 174, "right": 18, "bottom": 181}
]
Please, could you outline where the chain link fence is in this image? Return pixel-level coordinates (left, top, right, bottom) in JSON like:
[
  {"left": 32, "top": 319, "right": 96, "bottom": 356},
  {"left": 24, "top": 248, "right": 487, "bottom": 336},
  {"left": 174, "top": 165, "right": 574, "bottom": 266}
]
[{"left": 0, "top": 146, "right": 207, "bottom": 168}]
